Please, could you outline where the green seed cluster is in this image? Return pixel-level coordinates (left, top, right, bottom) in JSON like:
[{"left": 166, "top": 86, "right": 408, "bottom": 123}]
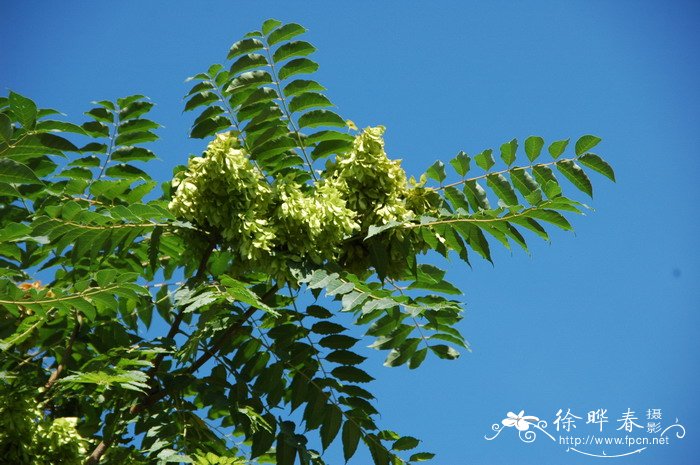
[
  {"left": 169, "top": 127, "right": 437, "bottom": 282},
  {"left": 169, "top": 132, "right": 275, "bottom": 263},
  {"left": 325, "top": 126, "right": 412, "bottom": 229},
  {"left": 0, "top": 386, "right": 88, "bottom": 465}
]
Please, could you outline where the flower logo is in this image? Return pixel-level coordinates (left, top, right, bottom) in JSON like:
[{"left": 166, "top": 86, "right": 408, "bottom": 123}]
[{"left": 502, "top": 410, "right": 540, "bottom": 431}]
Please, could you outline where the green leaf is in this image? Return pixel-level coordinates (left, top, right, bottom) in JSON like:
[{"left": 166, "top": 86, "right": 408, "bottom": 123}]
[
  {"left": 253, "top": 136, "right": 298, "bottom": 162},
  {"left": 319, "top": 334, "right": 359, "bottom": 350},
  {"left": 548, "top": 139, "right": 569, "bottom": 158},
  {"left": 268, "top": 23, "right": 306, "bottom": 46},
  {"left": 474, "top": 149, "right": 495, "bottom": 171},
  {"left": 303, "top": 388, "right": 327, "bottom": 430},
  {"left": 524, "top": 136, "right": 544, "bottom": 162},
  {"left": 510, "top": 216, "right": 549, "bottom": 241},
  {"left": 384, "top": 338, "right": 421, "bottom": 367},
  {"left": 288, "top": 92, "right": 332, "bottom": 114},
  {"left": 112, "top": 146, "right": 157, "bottom": 162},
  {"left": 525, "top": 209, "right": 572, "bottom": 231},
  {"left": 532, "top": 165, "right": 562, "bottom": 198},
  {"left": 342, "top": 420, "right": 361, "bottom": 462},
  {"left": 510, "top": 168, "right": 542, "bottom": 205},
  {"left": 392, "top": 436, "right": 420, "bottom": 451},
  {"left": 236, "top": 102, "right": 268, "bottom": 124},
  {"left": 184, "top": 92, "right": 218, "bottom": 112},
  {"left": 229, "top": 53, "right": 268, "bottom": 76},
  {"left": 185, "top": 81, "right": 214, "bottom": 97},
  {"left": 409, "top": 452, "right": 436, "bottom": 462},
  {"left": 325, "top": 350, "right": 367, "bottom": 365},
  {"left": 227, "top": 71, "right": 274, "bottom": 93},
  {"left": 408, "top": 264, "right": 461, "bottom": 295},
  {"left": 82, "top": 121, "right": 109, "bottom": 137},
  {"left": 227, "top": 38, "right": 265, "bottom": 60},
  {"left": 35, "top": 120, "right": 87, "bottom": 135},
  {"left": 578, "top": 153, "right": 615, "bottom": 181},
  {"left": 311, "top": 139, "right": 352, "bottom": 160},
  {"left": 190, "top": 116, "right": 231, "bottom": 139},
  {"left": 241, "top": 87, "right": 279, "bottom": 108},
  {"left": 0, "top": 113, "right": 12, "bottom": 142},
  {"left": 115, "top": 130, "right": 158, "bottom": 146},
  {"left": 120, "top": 101, "right": 154, "bottom": 122},
  {"left": 365, "top": 434, "right": 390, "bottom": 465},
  {"left": 85, "top": 107, "right": 113, "bottom": 124},
  {"left": 273, "top": 41, "right": 316, "bottom": 63},
  {"left": 283, "top": 79, "right": 326, "bottom": 97},
  {"left": 219, "top": 275, "right": 275, "bottom": 313},
  {"left": 331, "top": 366, "right": 374, "bottom": 383},
  {"left": 9, "top": 91, "right": 37, "bottom": 129},
  {"left": 38, "top": 133, "right": 79, "bottom": 152},
  {"left": 575, "top": 134, "right": 602, "bottom": 156},
  {"left": 311, "top": 321, "right": 346, "bottom": 335},
  {"left": 305, "top": 131, "right": 354, "bottom": 146},
  {"left": 500, "top": 138, "right": 518, "bottom": 165},
  {"left": 341, "top": 291, "right": 368, "bottom": 312},
  {"left": 444, "top": 186, "right": 470, "bottom": 212},
  {"left": 0, "top": 158, "right": 43, "bottom": 185},
  {"left": 105, "top": 164, "right": 150, "bottom": 180},
  {"left": 251, "top": 429, "right": 276, "bottom": 459},
  {"left": 297, "top": 109, "right": 345, "bottom": 128},
  {"left": 451, "top": 222, "right": 491, "bottom": 262},
  {"left": 276, "top": 431, "right": 295, "bottom": 465},
  {"left": 193, "top": 105, "right": 224, "bottom": 125},
  {"left": 449, "top": 151, "right": 470, "bottom": 177},
  {"left": 409, "top": 348, "right": 428, "bottom": 369},
  {"left": 59, "top": 167, "right": 92, "bottom": 181},
  {"left": 320, "top": 406, "right": 342, "bottom": 450},
  {"left": 556, "top": 160, "right": 592, "bottom": 196},
  {"left": 486, "top": 173, "right": 518, "bottom": 206},
  {"left": 117, "top": 94, "right": 147, "bottom": 108},
  {"left": 262, "top": 18, "right": 283, "bottom": 35},
  {"left": 278, "top": 58, "right": 319, "bottom": 81},
  {"left": 426, "top": 161, "right": 446, "bottom": 183},
  {"left": 118, "top": 118, "right": 159, "bottom": 135},
  {"left": 464, "top": 180, "right": 491, "bottom": 210},
  {"left": 429, "top": 344, "right": 460, "bottom": 360}
]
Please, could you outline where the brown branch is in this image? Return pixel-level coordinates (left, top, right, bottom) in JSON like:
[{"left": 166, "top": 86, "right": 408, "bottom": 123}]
[
  {"left": 45, "top": 313, "right": 82, "bottom": 391},
  {"left": 127, "top": 283, "right": 279, "bottom": 413},
  {"left": 188, "top": 307, "right": 257, "bottom": 374},
  {"left": 84, "top": 239, "right": 216, "bottom": 465},
  {"left": 147, "top": 240, "right": 216, "bottom": 376},
  {"left": 85, "top": 440, "right": 110, "bottom": 465}
]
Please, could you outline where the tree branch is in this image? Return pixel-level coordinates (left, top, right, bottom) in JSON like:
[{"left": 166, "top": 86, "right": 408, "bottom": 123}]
[
  {"left": 44, "top": 312, "right": 82, "bottom": 391},
  {"left": 147, "top": 240, "right": 216, "bottom": 376},
  {"left": 84, "top": 239, "right": 216, "bottom": 465}
]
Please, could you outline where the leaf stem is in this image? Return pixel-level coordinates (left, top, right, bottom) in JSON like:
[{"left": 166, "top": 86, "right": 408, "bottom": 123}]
[
  {"left": 208, "top": 76, "right": 270, "bottom": 184},
  {"left": 433, "top": 156, "right": 577, "bottom": 191},
  {"left": 262, "top": 41, "right": 318, "bottom": 180},
  {"left": 85, "top": 105, "right": 120, "bottom": 198}
]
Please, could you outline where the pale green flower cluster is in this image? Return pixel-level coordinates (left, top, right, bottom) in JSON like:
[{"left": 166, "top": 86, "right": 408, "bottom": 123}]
[{"left": 169, "top": 127, "right": 437, "bottom": 281}]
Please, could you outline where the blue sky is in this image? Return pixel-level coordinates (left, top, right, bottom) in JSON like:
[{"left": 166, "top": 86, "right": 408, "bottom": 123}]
[{"left": 2, "top": 1, "right": 699, "bottom": 464}]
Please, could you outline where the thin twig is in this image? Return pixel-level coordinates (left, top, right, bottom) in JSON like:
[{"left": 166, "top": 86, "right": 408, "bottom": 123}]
[
  {"left": 85, "top": 240, "right": 216, "bottom": 464},
  {"left": 44, "top": 312, "right": 83, "bottom": 390}
]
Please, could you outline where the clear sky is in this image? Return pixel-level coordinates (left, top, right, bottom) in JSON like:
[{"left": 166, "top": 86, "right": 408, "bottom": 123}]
[{"left": 2, "top": 1, "right": 699, "bottom": 464}]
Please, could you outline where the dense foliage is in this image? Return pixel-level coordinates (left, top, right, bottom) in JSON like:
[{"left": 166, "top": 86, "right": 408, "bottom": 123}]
[{"left": 0, "top": 19, "right": 614, "bottom": 465}]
